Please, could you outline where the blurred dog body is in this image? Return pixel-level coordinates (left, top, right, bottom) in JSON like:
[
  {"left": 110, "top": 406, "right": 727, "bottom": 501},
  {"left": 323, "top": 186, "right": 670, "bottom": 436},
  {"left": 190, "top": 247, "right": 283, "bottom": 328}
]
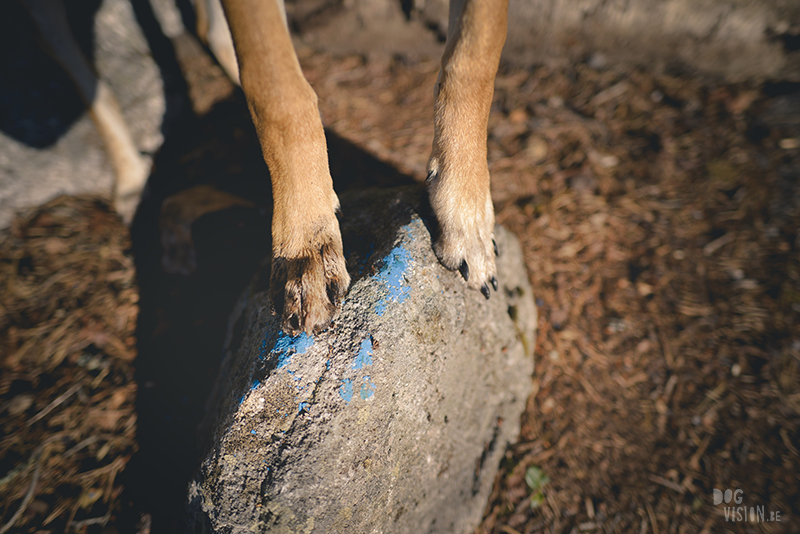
[
  {"left": 24, "top": 0, "right": 507, "bottom": 334},
  {"left": 22, "top": 0, "right": 151, "bottom": 224}
]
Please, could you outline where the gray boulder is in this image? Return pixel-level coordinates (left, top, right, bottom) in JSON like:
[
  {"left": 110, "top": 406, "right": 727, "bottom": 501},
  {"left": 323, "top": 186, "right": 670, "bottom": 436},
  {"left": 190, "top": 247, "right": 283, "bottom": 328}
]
[{"left": 186, "top": 186, "right": 536, "bottom": 534}]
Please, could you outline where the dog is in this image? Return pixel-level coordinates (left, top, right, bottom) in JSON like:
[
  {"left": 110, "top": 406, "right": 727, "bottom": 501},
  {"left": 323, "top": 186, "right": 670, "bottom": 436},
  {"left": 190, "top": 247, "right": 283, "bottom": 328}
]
[{"left": 23, "top": 0, "right": 507, "bottom": 336}]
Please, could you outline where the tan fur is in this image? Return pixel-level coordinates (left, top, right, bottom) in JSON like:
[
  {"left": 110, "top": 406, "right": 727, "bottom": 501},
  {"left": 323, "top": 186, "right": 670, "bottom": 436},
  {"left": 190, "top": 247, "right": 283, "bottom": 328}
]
[
  {"left": 29, "top": 0, "right": 507, "bottom": 335},
  {"left": 427, "top": 0, "right": 507, "bottom": 294},
  {"left": 221, "top": 0, "right": 349, "bottom": 334},
  {"left": 221, "top": 0, "right": 507, "bottom": 334}
]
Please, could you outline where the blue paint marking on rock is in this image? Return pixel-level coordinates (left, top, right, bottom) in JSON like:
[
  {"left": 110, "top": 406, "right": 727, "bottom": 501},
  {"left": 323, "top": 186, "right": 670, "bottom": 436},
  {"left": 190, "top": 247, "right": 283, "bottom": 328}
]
[
  {"left": 374, "top": 244, "right": 413, "bottom": 316},
  {"left": 335, "top": 337, "right": 378, "bottom": 403},
  {"left": 270, "top": 331, "right": 315, "bottom": 369},
  {"left": 286, "top": 370, "right": 303, "bottom": 382},
  {"left": 246, "top": 332, "right": 318, "bottom": 413},
  {"left": 353, "top": 337, "right": 374, "bottom": 370},
  {"left": 360, "top": 376, "right": 376, "bottom": 400},
  {"left": 339, "top": 379, "right": 354, "bottom": 403}
]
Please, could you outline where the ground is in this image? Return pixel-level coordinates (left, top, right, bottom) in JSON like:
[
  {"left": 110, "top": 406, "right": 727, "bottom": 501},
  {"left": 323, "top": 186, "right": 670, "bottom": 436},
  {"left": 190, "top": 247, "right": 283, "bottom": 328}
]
[{"left": 1, "top": 27, "right": 799, "bottom": 534}]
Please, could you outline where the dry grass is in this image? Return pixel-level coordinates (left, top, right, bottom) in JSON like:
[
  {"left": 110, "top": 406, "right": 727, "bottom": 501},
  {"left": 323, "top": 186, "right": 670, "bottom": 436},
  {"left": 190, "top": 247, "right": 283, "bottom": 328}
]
[
  {"left": 0, "top": 198, "right": 138, "bottom": 533},
  {"left": 478, "top": 65, "right": 800, "bottom": 534}
]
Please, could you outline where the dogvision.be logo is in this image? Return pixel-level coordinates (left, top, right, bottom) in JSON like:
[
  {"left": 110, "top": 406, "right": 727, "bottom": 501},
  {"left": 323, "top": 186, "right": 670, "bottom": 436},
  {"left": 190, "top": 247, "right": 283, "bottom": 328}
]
[{"left": 713, "top": 489, "right": 782, "bottom": 523}]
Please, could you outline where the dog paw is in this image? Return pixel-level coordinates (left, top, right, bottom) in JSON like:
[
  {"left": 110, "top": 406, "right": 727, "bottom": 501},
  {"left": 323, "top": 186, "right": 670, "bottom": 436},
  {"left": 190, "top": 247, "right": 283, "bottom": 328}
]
[
  {"left": 269, "top": 234, "right": 350, "bottom": 336},
  {"left": 427, "top": 171, "right": 498, "bottom": 299}
]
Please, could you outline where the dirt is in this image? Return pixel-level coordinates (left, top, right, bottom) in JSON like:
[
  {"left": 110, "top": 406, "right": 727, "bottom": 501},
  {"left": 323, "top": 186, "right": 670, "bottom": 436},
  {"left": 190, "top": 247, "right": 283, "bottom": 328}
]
[{"left": 1, "top": 26, "right": 799, "bottom": 534}]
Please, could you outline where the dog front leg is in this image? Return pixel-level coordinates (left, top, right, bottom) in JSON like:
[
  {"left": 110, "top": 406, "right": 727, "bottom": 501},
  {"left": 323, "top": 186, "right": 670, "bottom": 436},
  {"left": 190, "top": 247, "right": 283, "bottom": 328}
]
[
  {"left": 221, "top": 0, "right": 349, "bottom": 335},
  {"left": 427, "top": 0, "right": 507, "bottom": 297}
]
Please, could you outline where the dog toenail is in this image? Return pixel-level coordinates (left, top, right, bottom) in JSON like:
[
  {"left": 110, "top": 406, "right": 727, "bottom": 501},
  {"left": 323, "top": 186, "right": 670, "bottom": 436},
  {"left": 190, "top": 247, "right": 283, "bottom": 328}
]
[
  {"left": 490, "top": 276, "right": 498, "bottom": 291},
  {"left": 481, "top": 284, "right": 490, "bottom": 299},
  {"left": 493, "top": 239, "right": 499, "bottom": 256},
  {"left": 459, "top": 260, "right": 469, "bottom": 282}
]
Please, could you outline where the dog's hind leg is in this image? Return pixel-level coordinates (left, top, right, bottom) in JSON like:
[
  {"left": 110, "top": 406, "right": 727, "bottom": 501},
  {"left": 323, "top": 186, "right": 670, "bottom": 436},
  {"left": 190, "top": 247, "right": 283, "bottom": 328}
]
[
  {"left": 427, "top": 0, "right": 507, "bottom": 298},
  {"left": 197, "top": 0, "right": 240, "bottom": 84},
  {"left": 221, "top": 0, "right": 349, "bottom": 335},
  {"left": 22, "top": 0, "right": 149, "bottom": 224}
]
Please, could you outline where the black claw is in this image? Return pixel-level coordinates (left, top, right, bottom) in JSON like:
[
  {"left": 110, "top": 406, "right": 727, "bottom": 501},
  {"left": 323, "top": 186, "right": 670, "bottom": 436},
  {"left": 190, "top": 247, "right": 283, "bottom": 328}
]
[
  {"left": 493, "top": 239, "right": 499, "bottom": 256},
  {"left": 326, "top": 282, "right": 341, "bottom": 308},
  {"left": 481, "top": 284, "right": 490, "bottom": 299},
  {"left": 459, "top": 260, "right": 469, "bottom": 282},
  {"left": 490, "top": 276, "right": 498, "bottom": 291},
  {"left": 288, "top": 314, "right": 300, "bottom": 333}
]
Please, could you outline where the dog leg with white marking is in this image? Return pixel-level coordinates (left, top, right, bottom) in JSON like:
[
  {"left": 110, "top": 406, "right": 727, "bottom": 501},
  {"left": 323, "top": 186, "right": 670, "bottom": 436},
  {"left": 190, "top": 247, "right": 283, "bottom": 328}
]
[{"left": 427, "top": 0, "right": 507, "bottom": 299}]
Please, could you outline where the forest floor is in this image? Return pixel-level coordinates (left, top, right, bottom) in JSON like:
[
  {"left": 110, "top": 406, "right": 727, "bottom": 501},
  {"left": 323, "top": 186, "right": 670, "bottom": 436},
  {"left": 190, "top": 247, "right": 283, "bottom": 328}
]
[{"left": 1, "top": 28, "right": 799, "bottom": 534}]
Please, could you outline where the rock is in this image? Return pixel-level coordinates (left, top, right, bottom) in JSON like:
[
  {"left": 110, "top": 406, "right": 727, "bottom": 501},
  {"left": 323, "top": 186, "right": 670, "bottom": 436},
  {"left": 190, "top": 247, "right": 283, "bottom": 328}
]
[
  {"left": 290, "top": 0, "right": 800, "bottom": 83},
  {"left": 186, "top": 186, "right": 536, "bottom": 533},
  {"left": 495, "top": 0, "right": 800, "bottom": 83}
]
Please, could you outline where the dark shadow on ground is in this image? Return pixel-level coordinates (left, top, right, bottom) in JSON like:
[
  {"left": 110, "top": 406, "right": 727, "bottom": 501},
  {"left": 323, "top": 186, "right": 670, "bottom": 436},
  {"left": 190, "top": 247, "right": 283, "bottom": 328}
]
[{"left": 0, "top": 1, "right": 100, "bottom": 147}]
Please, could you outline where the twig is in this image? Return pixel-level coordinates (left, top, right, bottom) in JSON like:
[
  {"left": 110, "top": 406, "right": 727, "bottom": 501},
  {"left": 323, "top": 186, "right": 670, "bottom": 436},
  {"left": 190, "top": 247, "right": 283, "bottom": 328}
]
[
  {"left": 42, "top": 501, "right": 70, "bottom": 527},
  {"left": 76, "top": 457, "right": 126, "bottom": 482},
  {"left": 0, "top": 445, "right": 46, "bottom": 534},
  {"left": 27, "top": 380, "right": 84, "bottom": 426},
  {"left": 689, "top": 434, "right": 712, "bottom": 471},
  {"left": 698, "top": 516, "right": 715, "bottom": 534},
  {"left": 64, "top": 436, "right": 100, "bottom": 458},
  {"left": 645, "top": 501, "right": 659, "bottom": 534},
  {"left": 70, "top": 513, "right": 111, "bottom": 530},
  {"left": 780, "top": 428, "right": 799, "bottom": 457},
  {"left": 655, "top": 319, "right": 674, "bottom": 369},
  {"left": 65, "top": 498, "right": 80, "bottom": 533},
  {"left": 0, "top": 460, "right": 29, "bottom": 489},
  {"left": 648, "top": 474, "right": 684, "bottom": 494},
  {"left": 703, "top": 232, "right": 734, "bottom": 256}
]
